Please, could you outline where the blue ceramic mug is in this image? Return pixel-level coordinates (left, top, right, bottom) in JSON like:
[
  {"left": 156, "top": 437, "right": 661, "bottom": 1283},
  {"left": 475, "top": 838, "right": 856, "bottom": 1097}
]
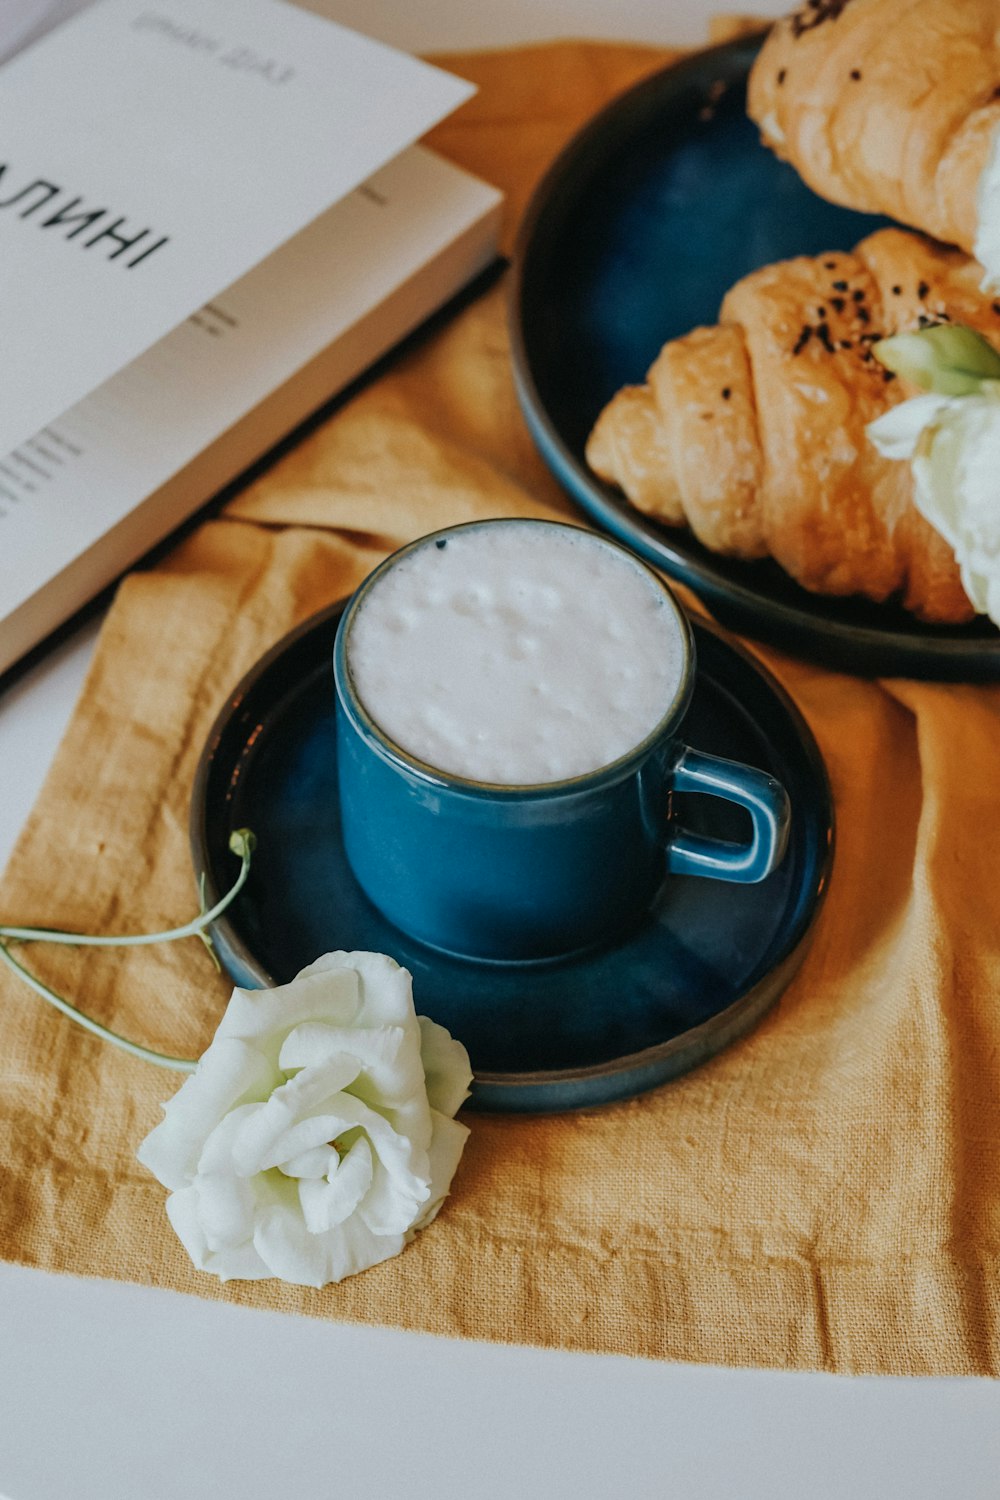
[{"left": 333, "top": 521, "right": 790, "bottom": 963}]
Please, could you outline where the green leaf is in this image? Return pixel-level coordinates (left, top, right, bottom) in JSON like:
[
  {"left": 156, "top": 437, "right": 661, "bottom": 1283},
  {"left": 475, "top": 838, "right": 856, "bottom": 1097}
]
[{"left": 873, "top": 325, "right": 1000, "bottom": 395}]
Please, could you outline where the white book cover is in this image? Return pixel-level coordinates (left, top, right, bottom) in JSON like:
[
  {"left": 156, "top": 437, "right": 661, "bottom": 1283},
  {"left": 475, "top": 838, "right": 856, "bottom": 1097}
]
[
  {"left": 0, "top": 0, "right": 503, "bottom": 676},
  {"left": 0, "top": 0, "right": 474, "bottom": 454}
]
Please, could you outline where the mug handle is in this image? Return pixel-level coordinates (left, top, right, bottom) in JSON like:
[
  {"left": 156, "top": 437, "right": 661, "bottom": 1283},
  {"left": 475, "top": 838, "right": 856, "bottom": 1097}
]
[{"left": 666, "top": 746, "right": 791, "bottom": 884}]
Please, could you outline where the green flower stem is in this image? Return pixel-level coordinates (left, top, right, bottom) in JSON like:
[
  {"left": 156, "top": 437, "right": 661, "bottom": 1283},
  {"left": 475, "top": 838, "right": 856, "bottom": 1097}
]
[
  {"left": 0, "top": 940, "right": 197, "bottom": 1072},
  {"left": 0, "top": 828, "right": 256, "bottom": 1074},
  {"left": 0, "top": 829, "right": 256, "bottom": 948}
]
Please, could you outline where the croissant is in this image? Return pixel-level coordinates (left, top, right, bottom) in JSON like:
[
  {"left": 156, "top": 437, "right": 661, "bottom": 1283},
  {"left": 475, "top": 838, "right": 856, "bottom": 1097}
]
[
  {"left": 747, "top": 0, "right": 1000, "bottom": 281},
  {"left": 585, "top": 227, "right": 1000, "bottom": 622}
]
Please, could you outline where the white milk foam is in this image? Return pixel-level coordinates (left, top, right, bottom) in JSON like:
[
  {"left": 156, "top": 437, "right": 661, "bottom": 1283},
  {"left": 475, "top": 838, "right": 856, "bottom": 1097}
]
[{"left": 346, "top": 523, "right": 685, "bottom": 785}]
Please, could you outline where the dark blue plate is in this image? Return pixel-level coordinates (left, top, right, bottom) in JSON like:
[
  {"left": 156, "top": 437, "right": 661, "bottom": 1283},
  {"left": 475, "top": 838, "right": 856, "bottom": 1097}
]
[
  {"left": 509, "top": 33, "right": 1000, "bottom": 680},
  {"left": 191, "top": 601, "right": 833, "bottom": 1113}
]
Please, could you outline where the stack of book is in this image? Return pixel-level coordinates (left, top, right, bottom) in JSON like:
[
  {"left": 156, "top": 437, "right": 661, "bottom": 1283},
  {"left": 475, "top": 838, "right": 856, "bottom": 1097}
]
[{"left": 0, "top": 0, "right": 502, "bottom": 676}]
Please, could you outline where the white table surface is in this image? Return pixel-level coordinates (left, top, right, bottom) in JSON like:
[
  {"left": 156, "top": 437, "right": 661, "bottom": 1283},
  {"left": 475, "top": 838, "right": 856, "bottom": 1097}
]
[{"left": 2, "top": 5, "right": 999, "bottom": 1499}]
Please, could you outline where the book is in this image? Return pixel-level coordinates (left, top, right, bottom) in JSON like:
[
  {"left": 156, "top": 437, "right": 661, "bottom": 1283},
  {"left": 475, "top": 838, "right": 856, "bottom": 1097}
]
[
  {"left": 0, "top": 148, "right": 502, "bottom": 676},
  {"left": 0, "top": 0, "right": 502, "bottom": 677}
]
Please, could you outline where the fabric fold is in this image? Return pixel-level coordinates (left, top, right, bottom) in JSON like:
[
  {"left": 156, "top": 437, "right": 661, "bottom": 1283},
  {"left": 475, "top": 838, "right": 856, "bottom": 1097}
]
[{"left": 1, "top": 35, "right": 998, "bottom": 1376}]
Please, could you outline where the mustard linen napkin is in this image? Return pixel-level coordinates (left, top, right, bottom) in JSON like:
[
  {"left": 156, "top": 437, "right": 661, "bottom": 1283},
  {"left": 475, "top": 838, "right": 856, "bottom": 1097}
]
[{"left": 1, "top": 40, "right": 999, "bottom": 1376}]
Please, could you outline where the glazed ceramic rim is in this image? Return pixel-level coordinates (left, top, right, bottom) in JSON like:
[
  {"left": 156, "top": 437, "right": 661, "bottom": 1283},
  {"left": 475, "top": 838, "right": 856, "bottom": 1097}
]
[
  {"left": 506, "top": 33, "right": 1000, "bottom": 680},
  {"left": 190, "top": 600, "right": 835, "bottom": 1108},
  {"left": 333, "top": 517, "right": 695, "bottom": 799}
]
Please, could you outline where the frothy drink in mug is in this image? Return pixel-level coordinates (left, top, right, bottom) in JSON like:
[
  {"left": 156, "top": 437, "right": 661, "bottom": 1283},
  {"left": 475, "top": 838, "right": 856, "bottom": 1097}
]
[
  {"left": 334, "top": 518, "right": 789, "bottom": 961},
  {"left": 344, "top": 521, "right": 686, "bottom": 783}
]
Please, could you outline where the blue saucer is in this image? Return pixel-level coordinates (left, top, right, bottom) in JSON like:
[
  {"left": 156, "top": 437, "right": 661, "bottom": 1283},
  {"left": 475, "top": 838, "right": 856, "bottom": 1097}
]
[
  {"left": 191, "top": 602, "right": 833, "bottom": 1112},
  {"left": 509, "top": 33, "right": 1000, "bottom": 679}
]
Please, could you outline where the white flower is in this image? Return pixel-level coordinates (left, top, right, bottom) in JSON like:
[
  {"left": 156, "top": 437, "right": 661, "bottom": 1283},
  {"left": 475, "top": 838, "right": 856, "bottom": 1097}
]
[
  {"left": 138, "top": 952, "right": 472, "bottom": 1288},
  {"left": 868, "top": 385, "right": 1000, "bottom": 626}
]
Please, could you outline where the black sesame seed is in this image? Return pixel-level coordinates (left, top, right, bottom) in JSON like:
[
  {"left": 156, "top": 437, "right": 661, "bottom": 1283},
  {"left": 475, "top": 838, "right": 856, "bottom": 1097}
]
[
  {"left": 838, "top": 339, "right": 853, "bottom": 350},
  {"left": 917, "top": 281, "right": 929, "bottom": 299},
  {"left": 435, "top": 539, "right": 447, "bottom": 549},
  {"left": 831, "top": 296, "right": 846, "bottom": 314},
  {"left": 792, "top": 326, "right": 813, "bottom": 354},
  {"left": 816, "top": 305, "right": 827, "bottom": 317},
  {"left": 850, "top": 68, "right": 862, "bottom": 80},
  {"left": 824, "top": 259, "right": 838, "bottom": 269},
  {"left": 891, "top": 285, "right": 902, "bottom": 295},
  {"left": 777, "top": 68, "right": 786, "bottom": 84},
  {"left": 816, "top": 321, "right": 835, "bottom": 352},
  {"left": 853, "top": 289, "right": 865, "bottom": 303},
  {"left": 832, "top": 279, "right": 849, "bottom": 291},
  {"left": 857, "top": 307, "right": 870, "bottom": 324},
  {"left": 882, "top": 369, "right": 897, "bottom": 381},
  {"left": 721, "top": 387, "right": 732, "bottom": 400},
  {"left": 992, "top": 301, "right": 1000, "bottom": 316}
]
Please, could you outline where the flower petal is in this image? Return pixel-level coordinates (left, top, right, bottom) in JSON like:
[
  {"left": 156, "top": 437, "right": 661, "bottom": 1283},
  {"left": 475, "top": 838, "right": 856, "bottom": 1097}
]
[
  {"left": 197, "top": 1103, "right": 265, "bottom": 1175},
  {"left": 412, "top": 1112, "right": 471, "bottom": 1231},
  {"left": 357, "top": 1153, "right": 429, "bottom": 1236},
  {"left": 299, "top": 1137, "right": 374, "bottom": 1233},
  {"left": 324, "top": 1092, "right": 428, "bottom": 1186},
  {"left": 279, "top": 1022, "right": 418, "bottom": 1102},
  {"left": 234, "top": 1109, "right": 356, "bottom": 1177},
  {"left": 194, "top": 1172, "right": 257, "bottom": 1251},
  {"left": 253, "top": 1199, "right": 404, "bottom": 1287},
  {"left": 330, "top": 951, "right": 417, "bottom": 1029},
  {"left": 280, "top": 1145, "right": 340, "bottom": 1179},
  {"left": 229, "top": 1060, "right": 362, "bottom": 1174},
  {"left": 867, "top": 393, "right": 955, "bottom": 461},
  {"left": 418, "top": 1017, "right": 473, "bottom": 1119},
  {"left": 165, "top": 1186, "right": 271, "bottom": 1282},
  {"left": 164, "top": 1186, "right": 211, "bottom": 1270},
  {"left": 219, "top": 966, "right": 361, "bottom": 1055},
  {"left": 322, "top": 1212, "right": 407, "bottom": 1284},
  {"left": 138, "top": 1039, "right": 274, "bottom": 1191},
  {"left": 280, "top": 1021, "right": 433, "bottom": 1147}
]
